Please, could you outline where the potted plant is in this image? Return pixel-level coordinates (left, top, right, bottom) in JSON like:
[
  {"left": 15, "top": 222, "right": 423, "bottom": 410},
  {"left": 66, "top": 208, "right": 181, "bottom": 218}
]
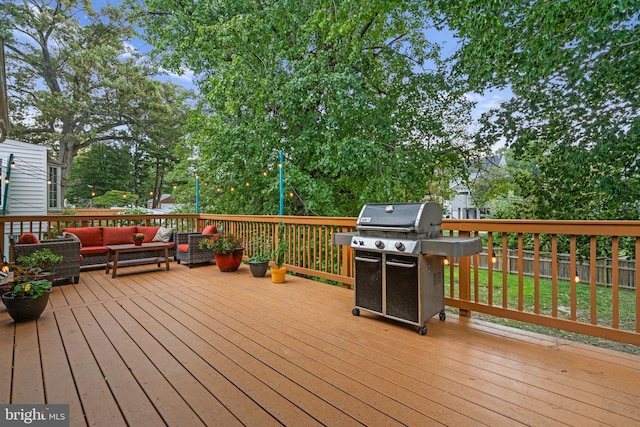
[
  {"left": 1, "top": 266, "right": 52, "bottom": 322},
  {"left": 132, "top": 232, "right": 145, "bottom": 246},
  {"left": 248, "top": 237, "right": 271, "bottom": 278},
  {"left": 199, "top": 233, "right": 245, "bottom": 272},
  {"left": 17, "top": 247, "right": 63, "bottom": 272},
  {"left": 270, "top": 222, "right": 288, "bottom": 283},
  {"left": 16, "top": 248, "right": 63, "bottom": 281}
]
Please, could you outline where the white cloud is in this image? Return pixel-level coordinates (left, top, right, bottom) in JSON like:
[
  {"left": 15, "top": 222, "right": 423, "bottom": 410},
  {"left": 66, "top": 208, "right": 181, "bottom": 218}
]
[
  {"left": 161, "top": 67, "right": 195, "bottom": 84},
  {"left": 468, "top": 87, "right": 512, "bottom": 120}
]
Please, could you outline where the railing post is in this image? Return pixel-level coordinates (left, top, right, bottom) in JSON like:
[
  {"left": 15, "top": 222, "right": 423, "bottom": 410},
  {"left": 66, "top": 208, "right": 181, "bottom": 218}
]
[{"left": 458, "top": 231, "right": 472, "bottom": 317}]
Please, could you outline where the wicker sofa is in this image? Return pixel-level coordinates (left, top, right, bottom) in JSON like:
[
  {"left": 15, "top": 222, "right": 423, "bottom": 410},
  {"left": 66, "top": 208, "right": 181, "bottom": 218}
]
[
  {"left": 62, "top": 225, "right": 176, "bottom": 269},
  {"left": 10, "top": 236, "right": 81, "bottom": 285}
]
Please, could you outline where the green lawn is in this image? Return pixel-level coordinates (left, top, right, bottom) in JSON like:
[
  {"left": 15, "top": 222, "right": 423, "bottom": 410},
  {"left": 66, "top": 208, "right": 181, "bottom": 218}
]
[{"left": 445, "top": 268, "right": 639, "bottom": 355}]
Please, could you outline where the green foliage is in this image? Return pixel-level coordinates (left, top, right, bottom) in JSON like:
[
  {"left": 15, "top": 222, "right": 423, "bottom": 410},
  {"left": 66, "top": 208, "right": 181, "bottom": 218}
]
[
  {"left": 66, "top": 144, "right": 135, "bottom": 204},
  {"left": 434, "top": 0, "right": 640, "bottom": 220},
  {"left": 249, "top": 237, "right": 272, "bottom": 263},
  {"left": 199, "top": 234, "right": 244, "bottom": 254},
  {"left": 132, "top": 0, "right": 478, "bottom": 216},
  {"left": 3, "top": 280, "right": 52, "bottom": 299},
  {"left": 119, "top": 207, "right": 152, "bottom": 215},
  {"left": 1, "top": 0, "right": 193, "bottom": 203},
  {"left": 272, "top": 222, "right": 288, "bottom": 269},
  {"left": 16, "top": 248, "right": 63, "bottom": 272},
  {"left": 93, "top": 190, "right": 139, "bottom": 208}
]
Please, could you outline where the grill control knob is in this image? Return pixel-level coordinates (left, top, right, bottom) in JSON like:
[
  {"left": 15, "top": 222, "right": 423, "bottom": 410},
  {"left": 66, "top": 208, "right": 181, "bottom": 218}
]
[
  {"left": 395, "top": 241, "right": 405, "bottom": 251},
  {"left": 375, "top": 240, "right": 385, "bottom": 249}
]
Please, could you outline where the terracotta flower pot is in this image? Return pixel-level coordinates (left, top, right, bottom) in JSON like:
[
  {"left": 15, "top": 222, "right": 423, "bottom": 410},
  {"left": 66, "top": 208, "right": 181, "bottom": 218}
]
[
  {"left": 2, "top": 291, "right": 50, "bottom": 322},
  {"left": 214, "top": 249, "right": 244, "bottom": 272},
  {"left": 134, "top": 240, "right": 143, "bottom": 246}
]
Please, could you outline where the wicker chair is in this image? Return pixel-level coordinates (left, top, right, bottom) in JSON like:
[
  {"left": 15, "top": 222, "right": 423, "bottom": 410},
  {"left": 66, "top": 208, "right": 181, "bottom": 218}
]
[
  {"left": 174, "top": 229, "right": 222, "bottom": 268},
  {"left": 10, "top": 237, "right": 81, "bottom": 285}
]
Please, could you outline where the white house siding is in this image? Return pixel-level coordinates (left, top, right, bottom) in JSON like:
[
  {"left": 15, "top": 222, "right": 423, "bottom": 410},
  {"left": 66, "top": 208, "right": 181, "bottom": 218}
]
[
  {"left": 1, "top": 139, "right": 50, "bottom": 254},
  {"left": 1, "top": 138, "right": 49, "bottom": 215}
]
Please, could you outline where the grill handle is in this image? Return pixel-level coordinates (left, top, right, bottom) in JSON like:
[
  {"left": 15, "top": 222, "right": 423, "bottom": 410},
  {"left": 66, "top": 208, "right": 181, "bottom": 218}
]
[
  {"left": 356, "top": 225, "right": 415, "bottom": 233},
  {"left": 386, "top": 260, "right": 416, "bottom": 268},
  {"left": 355, "top": 256, "right": 381, "bottom": 263}
]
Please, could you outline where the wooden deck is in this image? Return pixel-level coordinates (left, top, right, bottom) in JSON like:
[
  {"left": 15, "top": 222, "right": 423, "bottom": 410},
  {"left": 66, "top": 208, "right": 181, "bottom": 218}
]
[{"left": 1, "top": 262, "right": 639, "bottom": 427}]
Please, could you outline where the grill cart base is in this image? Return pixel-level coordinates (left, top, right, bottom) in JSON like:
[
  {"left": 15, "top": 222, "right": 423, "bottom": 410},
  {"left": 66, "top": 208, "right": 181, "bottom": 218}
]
[
  {"left": 352, "top": 250, "right": 446, "bottom": 335},
  {"left": 333, "top": 202, "right": 482, "bottom": 335}
]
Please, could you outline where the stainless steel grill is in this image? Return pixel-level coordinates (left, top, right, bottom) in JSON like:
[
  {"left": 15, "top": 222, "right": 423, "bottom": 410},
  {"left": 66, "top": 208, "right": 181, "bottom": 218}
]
[{"left": 334, "top": 202, "right": 482, "bottom": 335}]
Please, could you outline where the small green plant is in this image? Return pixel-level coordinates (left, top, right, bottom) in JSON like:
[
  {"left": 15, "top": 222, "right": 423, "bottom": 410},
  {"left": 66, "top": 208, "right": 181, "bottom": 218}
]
[
  {"left": 133, "top": 232, "right": 145, "bottom": 241},
  {"left": 3, "top": 280, "right": 52, "bottom": 299},
  {"left": 16, "top": 248, "right": 63, "bottom": 272},
  {"left": 249, "top": 237, "right": 272, "bottom": 263},
  {"left": 272, "top": 222, "right": 288, "bottom": 269}
]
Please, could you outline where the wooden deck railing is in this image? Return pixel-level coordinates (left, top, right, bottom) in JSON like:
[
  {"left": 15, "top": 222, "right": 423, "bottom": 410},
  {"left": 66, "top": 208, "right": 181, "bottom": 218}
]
[{"left": 1, "top": 214, "right": 638, "bottom": 345}]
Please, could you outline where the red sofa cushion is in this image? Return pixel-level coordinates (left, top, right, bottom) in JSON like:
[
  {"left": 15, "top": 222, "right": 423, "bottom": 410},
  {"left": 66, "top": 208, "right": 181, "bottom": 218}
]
[
  {"left": 80, "top": 246, "right": 108, "bottom": 256},
  {"left": 177, "top": 243, "right": 189, "bottom": 253},
  {"left": 136, "top": 226, "right": 160, "bottom": 243},
  {"left": 17, "top": 232, "right": 40, "bottom": 244},
  {"left": 202, "top": 225, "right": 218, "bottom": 234},
  {"left": 63, "top": 227, "right": 103, "bottom": 247},
  {"left": 103, "top": 226, "right": 138, "bottom": 245}
]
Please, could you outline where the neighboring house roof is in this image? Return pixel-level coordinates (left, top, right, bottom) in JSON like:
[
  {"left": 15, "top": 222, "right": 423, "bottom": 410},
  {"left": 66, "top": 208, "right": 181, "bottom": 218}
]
[
  {"left": 469, "top": 154, "right": 506, "bottom": 176},
  {"left": 147, "top": 193, "right": 174, "bottom": 204}
]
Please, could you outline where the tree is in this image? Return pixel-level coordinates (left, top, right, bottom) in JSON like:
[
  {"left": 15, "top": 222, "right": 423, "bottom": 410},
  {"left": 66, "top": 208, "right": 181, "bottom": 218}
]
[
  {"left": 66, "top": 143, "right": 135, "bottom": 206},
  {"left": 132, "top": 0, "right": 479, "bottom": 216},
  {"left": 0, "top": 0, "right": 192, "bottom": 202},
  {"left": 93, "top": 190, "right": 139, "bottom": 208},
  {"left": 433, "top": 0, "right": 640, "bottom": 220}
]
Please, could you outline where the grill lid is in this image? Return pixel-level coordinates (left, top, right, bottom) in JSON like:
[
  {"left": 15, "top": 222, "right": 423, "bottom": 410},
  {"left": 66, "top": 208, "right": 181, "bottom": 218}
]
[{"left": 356, "top": 202, "right": 442, "bottom": 235}]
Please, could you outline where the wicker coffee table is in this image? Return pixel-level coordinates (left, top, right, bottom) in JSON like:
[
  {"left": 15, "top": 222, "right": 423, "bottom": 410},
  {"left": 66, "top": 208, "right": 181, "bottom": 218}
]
[{"left": 105, "top": 242, "right": 170, "bottom": 278}]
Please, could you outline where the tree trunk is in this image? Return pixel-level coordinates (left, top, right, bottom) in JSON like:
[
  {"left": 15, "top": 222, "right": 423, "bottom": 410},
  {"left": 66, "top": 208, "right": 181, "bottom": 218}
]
[{"left": 58, "top": 136, "right": 80, "bottom": 205}]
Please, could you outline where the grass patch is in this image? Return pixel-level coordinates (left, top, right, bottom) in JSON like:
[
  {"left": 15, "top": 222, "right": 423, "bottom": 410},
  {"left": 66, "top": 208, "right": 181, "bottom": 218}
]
[{"left": 445, "top": 268, "right": 639, "bottom": 355}]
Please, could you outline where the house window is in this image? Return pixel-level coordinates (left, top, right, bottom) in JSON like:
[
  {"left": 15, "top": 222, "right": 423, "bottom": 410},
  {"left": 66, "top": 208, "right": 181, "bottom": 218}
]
[{"left": 48, "top": 166, "right": 60, "bottom": 209}]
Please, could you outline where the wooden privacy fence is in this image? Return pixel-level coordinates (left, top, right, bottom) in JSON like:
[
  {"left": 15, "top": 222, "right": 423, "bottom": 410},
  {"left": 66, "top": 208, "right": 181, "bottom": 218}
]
[
  {"left": 0, "top": 214, "right": 638, "bottom": 345},
  {"left": 476, "top": 249, "right": 636, "bottom": 290}
]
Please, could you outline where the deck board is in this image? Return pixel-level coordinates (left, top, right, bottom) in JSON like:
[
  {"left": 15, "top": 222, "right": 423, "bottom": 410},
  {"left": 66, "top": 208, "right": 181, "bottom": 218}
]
[{"left": 1, "top": 262, "right": 640, "bottom": 427}]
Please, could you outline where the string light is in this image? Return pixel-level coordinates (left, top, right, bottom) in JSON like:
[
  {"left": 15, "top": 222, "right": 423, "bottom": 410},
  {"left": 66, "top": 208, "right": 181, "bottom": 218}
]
[
  {"left": 245, "top": 182, "right": 250, "bottom": 187},
  {"left": 491, "top": 250, "right": 497, "bottom": 264},
  {"left": 4, "top": 178, "right": 8, "bottom": 184},
  {"left": 10, "top": 161, "right": 15, "bottom": 168},
  {"left": 263, "top": 171, "right": 267, "bottom": 176},
  {"left": 443, "top": 257, "right": 450, "bottom": 265},
  {"left": 575, "top": 263, "right": 580, "bottom": 283}
]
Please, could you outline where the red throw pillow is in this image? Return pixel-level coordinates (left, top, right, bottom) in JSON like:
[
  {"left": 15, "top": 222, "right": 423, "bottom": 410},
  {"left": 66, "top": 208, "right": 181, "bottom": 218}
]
[
  {"left": 202, "top": 225, "right": 218, "bottom": 235},
  {"left": 103, "top": 226, "right": 138, "bottom": 245},
  {"left": 17, "top": 232, "right": 40, "bottom": 244},
  {"left": 63, "top": 227, "right": 103, "bottom": 247},
  {"left": 136, "top": 226, "right": 160, "bottom": 243}
]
